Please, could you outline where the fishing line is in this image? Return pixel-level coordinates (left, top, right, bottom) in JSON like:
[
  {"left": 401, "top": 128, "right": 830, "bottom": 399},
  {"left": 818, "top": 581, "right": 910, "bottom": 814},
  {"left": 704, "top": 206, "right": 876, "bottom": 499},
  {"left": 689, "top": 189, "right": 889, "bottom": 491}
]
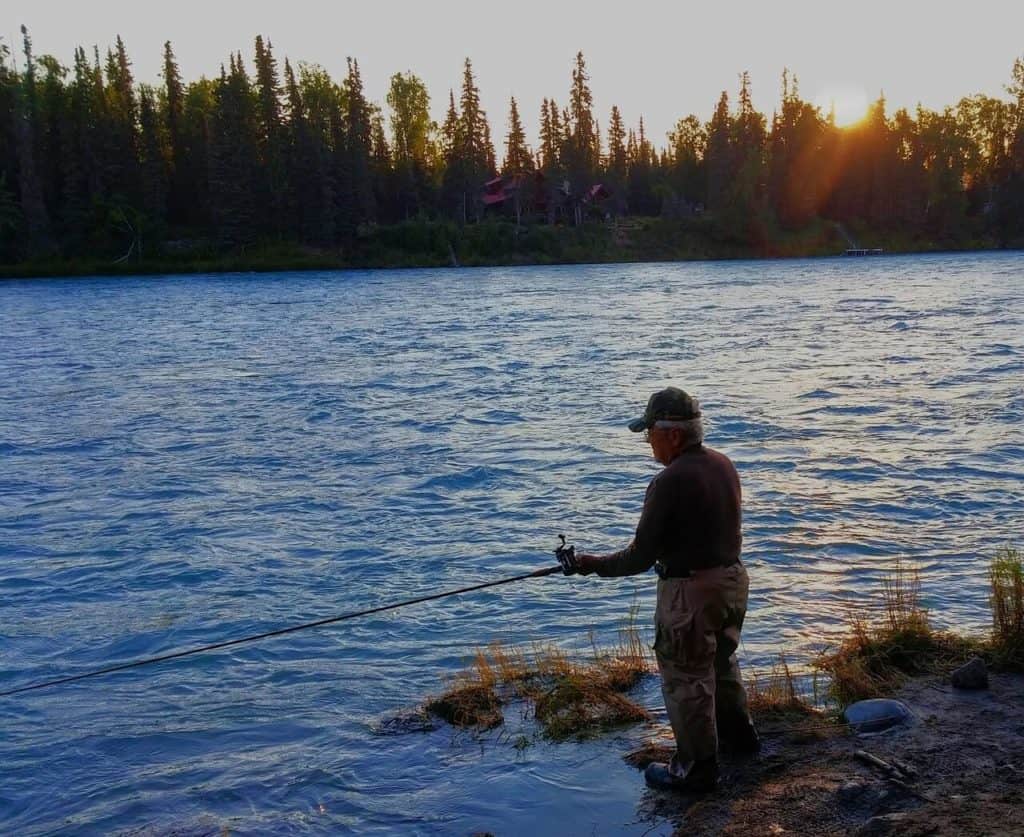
[{"left": 0, "top": 565, "right": 564, "bottom": 699}]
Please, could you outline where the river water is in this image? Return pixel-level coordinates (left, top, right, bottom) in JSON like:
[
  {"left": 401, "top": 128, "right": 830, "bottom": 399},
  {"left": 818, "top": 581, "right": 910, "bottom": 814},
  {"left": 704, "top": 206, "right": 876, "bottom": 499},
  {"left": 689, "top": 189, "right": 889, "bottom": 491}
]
[{"left": 1, "top": 253, "right": 1022, "bottom": 835}]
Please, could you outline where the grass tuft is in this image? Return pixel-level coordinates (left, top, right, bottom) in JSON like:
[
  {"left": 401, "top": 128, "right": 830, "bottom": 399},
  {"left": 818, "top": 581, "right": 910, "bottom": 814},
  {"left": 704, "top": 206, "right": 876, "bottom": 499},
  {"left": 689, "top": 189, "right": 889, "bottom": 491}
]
[
  {"left": 423, "top": 616, "right": 653, "bottom": 739},
  {"left": 990, "top": 547, "right": 1024, "bottom": 668},
  {"left": 746, "top": 655, "right": 818, "bottom": 717},
  {"left": 814, "top": 561, "right": 980, "bottom": 704}
]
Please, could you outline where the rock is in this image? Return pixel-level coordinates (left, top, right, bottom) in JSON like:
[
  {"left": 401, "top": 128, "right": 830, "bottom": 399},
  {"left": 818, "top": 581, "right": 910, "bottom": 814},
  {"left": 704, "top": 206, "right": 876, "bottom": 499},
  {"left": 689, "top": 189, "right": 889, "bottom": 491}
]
[
  {"left": 856, "top": 812, "right": 909, "bottom": 836},
  {"left": 951, "top": 656, "right": 989, "bottom": 690},
  {"left": 843, "top": 699, "right": 914, "bottom": 733}
]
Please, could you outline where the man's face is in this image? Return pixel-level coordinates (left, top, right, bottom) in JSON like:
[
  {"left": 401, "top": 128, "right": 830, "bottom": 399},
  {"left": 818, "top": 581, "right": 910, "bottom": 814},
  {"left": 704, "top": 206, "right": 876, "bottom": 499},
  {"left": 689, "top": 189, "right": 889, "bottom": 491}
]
[{"left": 645, "top": 425, "right": 679, "bottom": 466}]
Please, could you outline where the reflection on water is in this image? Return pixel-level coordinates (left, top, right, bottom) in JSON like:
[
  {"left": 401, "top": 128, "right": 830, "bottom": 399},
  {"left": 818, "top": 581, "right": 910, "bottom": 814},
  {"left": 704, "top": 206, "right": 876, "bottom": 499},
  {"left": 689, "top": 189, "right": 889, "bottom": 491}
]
[{"left": 1, "top": 252, "right": 1022, "bottom": 834}]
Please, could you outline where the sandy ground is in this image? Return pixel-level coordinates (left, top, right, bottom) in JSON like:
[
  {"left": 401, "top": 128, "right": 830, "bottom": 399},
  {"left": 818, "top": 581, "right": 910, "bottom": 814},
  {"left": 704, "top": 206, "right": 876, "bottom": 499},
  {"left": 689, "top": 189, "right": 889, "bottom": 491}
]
[{"left": 628, "top": 672, "right": 1024, "bottom": 836}]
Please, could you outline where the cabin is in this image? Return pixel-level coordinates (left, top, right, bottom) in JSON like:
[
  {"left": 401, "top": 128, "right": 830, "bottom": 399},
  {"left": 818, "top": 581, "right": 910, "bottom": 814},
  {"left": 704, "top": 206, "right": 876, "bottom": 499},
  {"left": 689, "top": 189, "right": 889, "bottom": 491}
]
[{"left": 481, "top": 173, "right": 610, "bottom": 223}]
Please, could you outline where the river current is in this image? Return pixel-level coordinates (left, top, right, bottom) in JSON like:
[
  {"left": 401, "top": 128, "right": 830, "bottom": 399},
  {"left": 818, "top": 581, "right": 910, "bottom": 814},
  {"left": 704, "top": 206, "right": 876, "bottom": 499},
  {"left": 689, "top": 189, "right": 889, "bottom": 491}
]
[{"left": 1, "top": 253, "right": 1022, "bottom": 835}]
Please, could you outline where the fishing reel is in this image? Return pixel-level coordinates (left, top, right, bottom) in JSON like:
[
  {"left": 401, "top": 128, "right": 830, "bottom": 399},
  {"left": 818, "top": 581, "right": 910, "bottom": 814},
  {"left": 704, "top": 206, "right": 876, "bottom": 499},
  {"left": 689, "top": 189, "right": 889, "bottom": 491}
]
[{"left": 555, "top": 534, "right": 581, "bottom": 576}]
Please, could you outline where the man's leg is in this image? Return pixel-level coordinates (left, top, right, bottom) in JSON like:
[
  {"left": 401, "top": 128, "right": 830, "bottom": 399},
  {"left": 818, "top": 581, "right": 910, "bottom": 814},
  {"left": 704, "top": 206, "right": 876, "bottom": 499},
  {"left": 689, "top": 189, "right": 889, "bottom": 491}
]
[
  {"left": 713, "top": 565, "right": 759, "bottom": 752},
  {"left": 649, "top": 577, "right": 720, "bottom": 789},
  {"left": 656, "top": 644, "right": 718, "bottom": 775}
]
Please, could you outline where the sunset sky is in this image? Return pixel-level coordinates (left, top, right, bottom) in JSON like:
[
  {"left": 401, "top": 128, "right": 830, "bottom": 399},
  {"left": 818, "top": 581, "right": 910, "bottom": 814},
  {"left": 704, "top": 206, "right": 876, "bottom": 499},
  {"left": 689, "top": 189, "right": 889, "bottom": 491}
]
[{"left": 6, "top": 0, "right": 1023, "bottom": 145}]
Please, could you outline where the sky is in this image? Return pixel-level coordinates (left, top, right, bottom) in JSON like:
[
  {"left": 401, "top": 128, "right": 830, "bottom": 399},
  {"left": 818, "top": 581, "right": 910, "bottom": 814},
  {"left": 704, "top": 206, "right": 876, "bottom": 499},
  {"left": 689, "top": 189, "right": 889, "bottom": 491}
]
[{"left": 5, "top": 1, "right": 1024, "bottom": 149}]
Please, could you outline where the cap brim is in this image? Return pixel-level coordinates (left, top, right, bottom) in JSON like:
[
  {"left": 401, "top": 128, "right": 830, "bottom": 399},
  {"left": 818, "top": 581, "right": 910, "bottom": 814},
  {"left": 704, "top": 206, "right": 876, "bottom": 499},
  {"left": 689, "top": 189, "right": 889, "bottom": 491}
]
[{"left": 627, "top": 417, "right": 647, "bottom": 433}]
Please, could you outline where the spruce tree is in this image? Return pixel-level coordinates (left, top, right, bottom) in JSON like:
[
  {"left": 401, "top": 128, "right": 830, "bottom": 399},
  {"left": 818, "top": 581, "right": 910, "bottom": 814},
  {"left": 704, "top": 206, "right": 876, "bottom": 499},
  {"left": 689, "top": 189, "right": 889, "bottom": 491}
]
[
  {"left": 704, "top": 90, "right": 732, "bottom": 214},
  {"left": 566, "top": 52, "right": 598, "bottom": 223},
  {"left": 455, "top": 58, "right": 494, "bottom": 221},
  {"left": 338, "top": 57, "right": 375, "bottom": 234},
  {"left": 605, "top": 105, "right": 627, "bottom": 216},
  {"left": 253, "top": 35, "right": 286, "bottom": 233},
  {"left": 208, "top": 54, "right": 260, "bottom": 245},
  {"left": 162, "top": 41, "right": 186, "bottom": 223},
  {"left": 502, "top": 96, "right": 531, "bottom": 174},
  {"left": 14, "top": 26, "right": 56, "bottom": 256},
  {"left": 138, "top": 84, "right": 168, "bottom": 235}
]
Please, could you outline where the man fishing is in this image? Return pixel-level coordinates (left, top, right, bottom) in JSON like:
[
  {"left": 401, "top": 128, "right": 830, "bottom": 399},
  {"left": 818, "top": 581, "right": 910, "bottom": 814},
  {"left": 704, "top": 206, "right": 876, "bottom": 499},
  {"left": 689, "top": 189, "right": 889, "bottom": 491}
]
[{"left": 573, "top": 386, "right": 759, "bottom": 793}]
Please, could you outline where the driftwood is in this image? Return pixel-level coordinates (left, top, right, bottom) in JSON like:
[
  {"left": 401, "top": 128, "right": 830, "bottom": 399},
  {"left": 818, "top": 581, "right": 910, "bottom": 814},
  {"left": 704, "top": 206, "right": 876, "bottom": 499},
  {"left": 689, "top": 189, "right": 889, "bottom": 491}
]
[{"left": 854, "top": 749, "right": 933, "bottom": 802}]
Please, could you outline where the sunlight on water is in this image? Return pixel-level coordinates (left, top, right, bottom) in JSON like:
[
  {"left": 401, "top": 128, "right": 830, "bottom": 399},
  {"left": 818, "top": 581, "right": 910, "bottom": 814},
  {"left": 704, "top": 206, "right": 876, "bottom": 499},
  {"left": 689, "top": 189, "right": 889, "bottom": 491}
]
[{"left": 1, "top": 252, "right": 1022, "bottom": 834}]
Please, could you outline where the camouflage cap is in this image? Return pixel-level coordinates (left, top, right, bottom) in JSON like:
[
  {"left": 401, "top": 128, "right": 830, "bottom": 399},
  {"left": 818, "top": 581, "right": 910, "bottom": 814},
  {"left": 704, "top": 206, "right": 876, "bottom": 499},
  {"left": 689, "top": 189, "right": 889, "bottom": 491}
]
[{"left": 627, "top": 387, "right": 702, "bottom": 432}]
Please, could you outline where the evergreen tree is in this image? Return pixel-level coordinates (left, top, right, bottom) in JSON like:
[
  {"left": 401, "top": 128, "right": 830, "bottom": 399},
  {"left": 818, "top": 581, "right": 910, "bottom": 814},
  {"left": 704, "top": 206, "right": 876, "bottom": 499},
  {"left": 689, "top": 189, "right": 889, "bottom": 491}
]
[
  {"left": 102, "top": 35, "right": 141, "bottom": 202},
  {"left": 604, "top": 105, "right": 628, "bottom": 216},
  {"left": 14, "top": 26, "right": 56, "bottom": 255},
  {"left": 502, "top": 96, "right": 531, "bottom": 174},
  {"left": 208, "top": 54, "right": 260, "bottom": 245},
  {"left": 285, "top": 60, "right": 336, "bottom": 242},
  {"left": 565, "top": 52, "right": 598, "bottom": 223},
  {"left": 162, "top": 41, "right": 186, "bottom": 224},
  {"left": 728, "top": 70, "right": 768, "bottom": 238},
  {"left": 454, "top": 58, "right": 494, "bottom": 221},
  {"left": 179, "top": 75, "right": 216, "bottom": 229},
  {"left": 667, "top": 114, "right": 706, "bottom": 210},
  {"left": 0, "top": 39, "right": 25, "bottom": 259},
  {"left": 704, "top": 90, "right": 732, "bottom": 213},
  {"left": 253, "top": 35, "right": 286, "bottom": 234},
  {"left": 538, "top": 97, "right": 557, "bottom": 170},
  {"left": 997, "top": 56, "right": 1024, "bottom": 242},
  {"left": 767, "top": 69, "right": 826, "bottom": 228},
  {"left": 338, "top": 57, "right": 375, "bottom": 234},
  {"left": 439, "top": 88, "right": 463, "bottom": 219},
  {"left": 626, "top": 116, "right": 657, "bottom": 215},
  {"left": 138, "top": 84, "right": 168, "bottom": 234}
]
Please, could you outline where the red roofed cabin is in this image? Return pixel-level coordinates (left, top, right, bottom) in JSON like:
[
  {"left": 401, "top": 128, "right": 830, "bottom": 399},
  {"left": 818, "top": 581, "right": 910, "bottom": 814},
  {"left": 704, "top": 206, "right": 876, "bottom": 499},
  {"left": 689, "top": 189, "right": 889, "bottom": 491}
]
[
  {"left": 482, "top": 173, "right": 610, "bottom": 223},
  {"left": 481, "top": 172, "right": 546, "bottom": 217}
]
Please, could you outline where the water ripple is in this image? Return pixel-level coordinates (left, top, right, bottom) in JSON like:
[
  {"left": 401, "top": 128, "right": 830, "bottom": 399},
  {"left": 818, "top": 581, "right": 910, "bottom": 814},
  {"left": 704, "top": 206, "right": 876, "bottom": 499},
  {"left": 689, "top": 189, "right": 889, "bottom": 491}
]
[{"left": 1, "top": 252, "right": 1023, "bottom": 834}]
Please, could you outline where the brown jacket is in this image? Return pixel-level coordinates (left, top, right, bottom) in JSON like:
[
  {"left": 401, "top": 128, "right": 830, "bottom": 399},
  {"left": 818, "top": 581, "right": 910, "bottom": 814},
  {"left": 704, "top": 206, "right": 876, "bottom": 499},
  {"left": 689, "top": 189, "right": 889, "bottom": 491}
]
[{"left": 595, "top": 444, "right": 742, "bottom": 577}]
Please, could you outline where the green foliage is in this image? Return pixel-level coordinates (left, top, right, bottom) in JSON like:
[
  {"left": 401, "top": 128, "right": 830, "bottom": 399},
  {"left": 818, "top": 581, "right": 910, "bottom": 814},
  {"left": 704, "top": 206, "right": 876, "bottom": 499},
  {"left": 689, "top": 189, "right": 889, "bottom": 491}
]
[
  {"left": 2, "top": 32, "right": 1023, "bottom": 267},
  {"left": 990, "top": 547, "right": 1024, "bottom": 667}
]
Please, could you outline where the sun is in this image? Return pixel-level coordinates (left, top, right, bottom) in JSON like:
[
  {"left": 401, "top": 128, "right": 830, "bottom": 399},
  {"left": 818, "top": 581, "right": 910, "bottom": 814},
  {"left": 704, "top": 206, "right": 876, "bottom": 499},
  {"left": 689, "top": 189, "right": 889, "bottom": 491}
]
[{"left": 813, "top": 86, "right": 870, "bottom": 127}]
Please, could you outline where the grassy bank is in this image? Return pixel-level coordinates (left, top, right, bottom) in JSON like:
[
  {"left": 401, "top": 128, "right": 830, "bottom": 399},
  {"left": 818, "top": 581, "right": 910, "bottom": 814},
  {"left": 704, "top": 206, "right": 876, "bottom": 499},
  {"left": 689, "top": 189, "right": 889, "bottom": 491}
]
[
  {"left": 413, "top": 547, "right": 1023, "bottom": 742},
  {"left": 0, "top": 217, "right": 1012, "bottom": 279}
]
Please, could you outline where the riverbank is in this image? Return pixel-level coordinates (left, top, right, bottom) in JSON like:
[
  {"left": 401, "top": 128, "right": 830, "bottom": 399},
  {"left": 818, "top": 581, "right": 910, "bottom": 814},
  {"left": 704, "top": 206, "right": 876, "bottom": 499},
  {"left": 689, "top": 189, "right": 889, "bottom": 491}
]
[
  {"left": 429, "top": 555, "right": 1023, "bottom": 835},
  {"left": 628, "top": 670, "right": 1024, "bottom": 836},
  {"left": 0, "top": 217, "right": 1010, "bottom": 279}
]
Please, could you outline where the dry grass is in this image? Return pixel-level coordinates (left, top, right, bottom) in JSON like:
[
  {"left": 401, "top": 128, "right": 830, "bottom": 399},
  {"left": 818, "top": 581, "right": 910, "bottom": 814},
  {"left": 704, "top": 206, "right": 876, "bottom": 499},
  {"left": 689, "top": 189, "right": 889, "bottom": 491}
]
[
  {"left": 814, "top": 561, "right": 980, "bottom": 705},
  {"left": 990, "top": 547, "right": 1024, "bottom": 668},
  {"left": 423, "top": 615, "right": 653, "bottom": 739},
  {"left": 746, "top": 655, "right": 818, "bottom": 718},
  {"left": 423, "top": 650, "right": 504, "bottom": 729}
]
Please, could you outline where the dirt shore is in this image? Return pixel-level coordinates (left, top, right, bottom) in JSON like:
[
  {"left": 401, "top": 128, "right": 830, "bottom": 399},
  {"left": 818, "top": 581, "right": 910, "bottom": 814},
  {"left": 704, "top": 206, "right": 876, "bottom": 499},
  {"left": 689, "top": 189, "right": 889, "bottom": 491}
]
[{"left": 628, "top": 672, "right": 1024, "bottom": 836}]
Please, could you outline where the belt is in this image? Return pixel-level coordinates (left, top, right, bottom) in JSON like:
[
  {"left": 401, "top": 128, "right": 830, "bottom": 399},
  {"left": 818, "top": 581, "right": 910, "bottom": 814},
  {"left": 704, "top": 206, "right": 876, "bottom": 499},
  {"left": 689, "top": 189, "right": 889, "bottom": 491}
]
[{"left": 655, "top": 559, "right": 739, "bottom": 580}]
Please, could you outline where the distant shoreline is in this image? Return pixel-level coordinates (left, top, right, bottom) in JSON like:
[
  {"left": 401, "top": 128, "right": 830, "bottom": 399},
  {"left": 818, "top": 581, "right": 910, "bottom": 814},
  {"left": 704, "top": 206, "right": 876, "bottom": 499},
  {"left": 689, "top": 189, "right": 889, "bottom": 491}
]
[{"left": 0, "top": 218, "right": 1016, "bottom": 281}]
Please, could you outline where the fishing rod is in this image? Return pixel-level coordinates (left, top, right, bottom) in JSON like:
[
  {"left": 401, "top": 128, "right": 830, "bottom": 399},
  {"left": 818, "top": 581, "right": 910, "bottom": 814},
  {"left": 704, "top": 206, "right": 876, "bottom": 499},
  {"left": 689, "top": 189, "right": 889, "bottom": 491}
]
[{"left": 0, "top": 537, "right": 582, "bottom": 699}]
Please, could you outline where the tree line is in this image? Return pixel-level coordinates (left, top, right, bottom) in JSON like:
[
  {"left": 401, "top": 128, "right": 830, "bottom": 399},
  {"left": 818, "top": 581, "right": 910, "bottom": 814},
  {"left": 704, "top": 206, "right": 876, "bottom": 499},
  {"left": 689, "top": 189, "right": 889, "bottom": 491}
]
[{"left": 1, "top": 28, "right": 1023, "bottom": 264}]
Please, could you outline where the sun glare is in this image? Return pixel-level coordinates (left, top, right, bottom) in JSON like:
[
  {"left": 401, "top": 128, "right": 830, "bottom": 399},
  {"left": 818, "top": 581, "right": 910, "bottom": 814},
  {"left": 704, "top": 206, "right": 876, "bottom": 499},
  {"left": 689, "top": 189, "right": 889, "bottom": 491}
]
[{"left": 814, "top": 87, "right": 870, "bottom": 127}]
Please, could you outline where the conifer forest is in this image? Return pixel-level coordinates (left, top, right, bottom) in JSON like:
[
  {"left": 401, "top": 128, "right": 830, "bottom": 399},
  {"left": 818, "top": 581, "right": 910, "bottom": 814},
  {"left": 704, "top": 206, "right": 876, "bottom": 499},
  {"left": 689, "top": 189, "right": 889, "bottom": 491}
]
[{"left": 1, "top": 29, "right": 1023, "bottom": 271}]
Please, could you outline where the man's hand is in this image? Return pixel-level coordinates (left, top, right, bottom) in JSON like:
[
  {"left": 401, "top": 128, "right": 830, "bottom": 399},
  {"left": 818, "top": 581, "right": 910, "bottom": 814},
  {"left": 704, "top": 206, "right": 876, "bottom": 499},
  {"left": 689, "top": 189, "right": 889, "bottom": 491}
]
[{"left": 554, "top": 536, "right": 599, "bottom": 576}]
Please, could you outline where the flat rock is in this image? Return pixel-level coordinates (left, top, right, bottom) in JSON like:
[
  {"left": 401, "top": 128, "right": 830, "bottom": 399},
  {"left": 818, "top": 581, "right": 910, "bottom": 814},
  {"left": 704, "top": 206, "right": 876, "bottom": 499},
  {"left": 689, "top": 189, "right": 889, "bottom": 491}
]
[
  {"left": 951, "top": 656, "right": 989, "bottom": 690},
  {"left": 842, "top": 699, "right": 914, "bottom": 733},
  {"left": 855, "top": 812, "right": 909, "bottom": 836}
]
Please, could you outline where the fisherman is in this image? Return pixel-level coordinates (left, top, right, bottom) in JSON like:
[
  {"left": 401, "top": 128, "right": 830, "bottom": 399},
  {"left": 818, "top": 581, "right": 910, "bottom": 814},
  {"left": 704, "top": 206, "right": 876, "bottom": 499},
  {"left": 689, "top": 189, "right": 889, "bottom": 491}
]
[{"left": 573, "top": 386, "right": 759, "bottom": 792}]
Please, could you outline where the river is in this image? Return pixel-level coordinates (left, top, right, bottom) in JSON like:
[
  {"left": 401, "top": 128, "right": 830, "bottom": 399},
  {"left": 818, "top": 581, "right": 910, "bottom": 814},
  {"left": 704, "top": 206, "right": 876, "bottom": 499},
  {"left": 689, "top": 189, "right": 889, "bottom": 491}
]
[{"left": 1, "top": 253, "right": 1022, "bottom": 835}]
